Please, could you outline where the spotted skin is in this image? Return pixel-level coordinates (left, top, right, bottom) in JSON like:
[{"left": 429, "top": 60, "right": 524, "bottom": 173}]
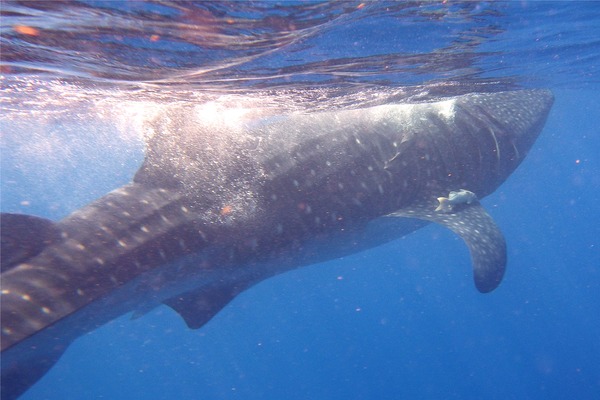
[
  {"left": 1, "top": 90, "right": 553, "bottom": 399},
  {"left": 390, "top": 199, "right": 506, "bottom": 293}
]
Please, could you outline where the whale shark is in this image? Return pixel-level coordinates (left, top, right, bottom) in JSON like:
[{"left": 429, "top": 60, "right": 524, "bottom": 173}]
[{"left": 0, "top": 89, "right": 553, "bottom": 399}]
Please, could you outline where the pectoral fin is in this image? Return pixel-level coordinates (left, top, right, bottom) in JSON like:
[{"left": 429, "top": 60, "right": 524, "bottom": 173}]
[{"left": 389, "top": 202, "right": 506, "bottom": 293}]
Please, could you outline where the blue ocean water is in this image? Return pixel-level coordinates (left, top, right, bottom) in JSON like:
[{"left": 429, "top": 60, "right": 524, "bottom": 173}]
[{"left": 1, "top": 2, "right": 599, "bottom": 399}]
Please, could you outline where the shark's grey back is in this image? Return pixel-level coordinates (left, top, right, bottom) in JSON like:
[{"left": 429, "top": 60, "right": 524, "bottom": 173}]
[{"left": 1, "top": 89, "right": 553, "bottom": 400}]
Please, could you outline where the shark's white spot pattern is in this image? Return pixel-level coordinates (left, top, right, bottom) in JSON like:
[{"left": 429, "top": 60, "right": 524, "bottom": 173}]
[{"left": 0, "top": 90, "right": 553, "bottom": 399}]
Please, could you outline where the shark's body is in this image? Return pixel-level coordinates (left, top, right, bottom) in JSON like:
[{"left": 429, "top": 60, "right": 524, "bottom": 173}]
[{"left": 0, "top": 90, "right": 553, "bottom": 399}]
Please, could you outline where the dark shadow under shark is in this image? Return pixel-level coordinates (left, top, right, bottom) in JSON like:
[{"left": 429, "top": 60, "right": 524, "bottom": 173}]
[{"left": 0, "top": 90, "right": 553, "bottom": 399}]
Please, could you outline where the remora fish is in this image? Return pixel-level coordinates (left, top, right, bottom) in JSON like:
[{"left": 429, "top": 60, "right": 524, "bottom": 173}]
[{"left": 0, "top": 90, "right": 553, "bottom": 399}]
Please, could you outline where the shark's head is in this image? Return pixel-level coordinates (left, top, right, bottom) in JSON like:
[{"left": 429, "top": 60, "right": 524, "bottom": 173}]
[{"left": 451, "top": 89, "right": 554, "bottom": 196}]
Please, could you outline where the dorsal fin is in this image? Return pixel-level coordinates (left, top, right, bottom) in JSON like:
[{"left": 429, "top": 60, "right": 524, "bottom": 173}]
[
  {"left": 1, "top": 213, "right": 61, "bottom": 273},
  {"left": 389, "top": 201, "right": 506, "bottom": 293}
]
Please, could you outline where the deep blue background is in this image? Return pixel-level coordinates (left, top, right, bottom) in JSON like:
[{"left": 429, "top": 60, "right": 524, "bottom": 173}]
[{"left": 1, "top": 2, "right": 599, "bottom": 399}]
